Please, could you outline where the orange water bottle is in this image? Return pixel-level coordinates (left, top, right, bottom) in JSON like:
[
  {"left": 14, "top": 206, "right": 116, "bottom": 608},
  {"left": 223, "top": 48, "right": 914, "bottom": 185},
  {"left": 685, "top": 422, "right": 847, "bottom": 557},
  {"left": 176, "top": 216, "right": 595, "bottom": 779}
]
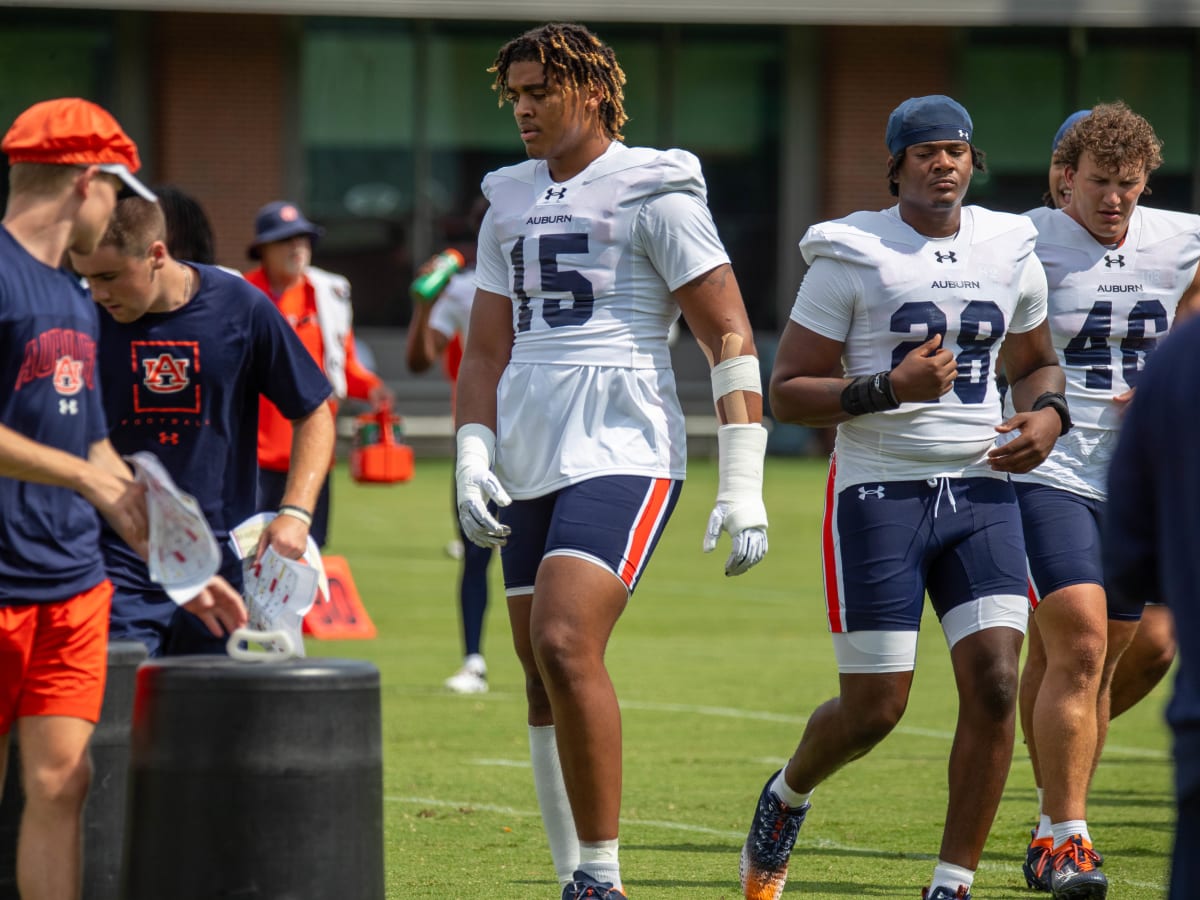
[{"left": 410, "top": 249, "right": 465, "bottom": 303}]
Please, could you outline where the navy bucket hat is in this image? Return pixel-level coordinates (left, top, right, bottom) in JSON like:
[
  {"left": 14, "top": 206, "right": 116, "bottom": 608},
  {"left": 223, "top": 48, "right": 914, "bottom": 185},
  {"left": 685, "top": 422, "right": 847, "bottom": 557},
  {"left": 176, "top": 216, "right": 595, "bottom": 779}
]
[{"left": 248, "top": 201, "right": 324, "bottom": 259}]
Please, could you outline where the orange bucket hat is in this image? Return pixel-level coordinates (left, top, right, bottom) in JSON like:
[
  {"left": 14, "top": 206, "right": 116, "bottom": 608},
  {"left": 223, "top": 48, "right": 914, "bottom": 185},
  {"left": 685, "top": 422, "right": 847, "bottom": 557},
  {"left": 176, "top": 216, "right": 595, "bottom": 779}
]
[{"left": 2, "top": 97, "right": 155, "bottom": 200}]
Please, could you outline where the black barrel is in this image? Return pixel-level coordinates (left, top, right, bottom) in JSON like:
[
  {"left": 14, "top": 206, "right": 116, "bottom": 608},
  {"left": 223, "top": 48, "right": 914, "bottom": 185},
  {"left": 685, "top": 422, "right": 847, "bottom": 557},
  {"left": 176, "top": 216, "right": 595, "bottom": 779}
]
[
  {"left": 120, "top": 657, "right": 383, "bottom": 900},
  {"left": 0, "top": 639, "right": 146, "bottom": 900}
]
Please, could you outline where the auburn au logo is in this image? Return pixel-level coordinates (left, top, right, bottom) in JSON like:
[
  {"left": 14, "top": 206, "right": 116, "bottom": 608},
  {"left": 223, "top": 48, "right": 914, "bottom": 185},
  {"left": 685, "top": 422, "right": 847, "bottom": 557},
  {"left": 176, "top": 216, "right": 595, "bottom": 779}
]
[
  {"left": 53, "top": 356, "right": 85, "bottom": 395},
  {"left": 132, "top": 341, "right": 201, "bottom": 414},
  {"left": 142, "top": 354, "right": 191, "bottom": 393}
]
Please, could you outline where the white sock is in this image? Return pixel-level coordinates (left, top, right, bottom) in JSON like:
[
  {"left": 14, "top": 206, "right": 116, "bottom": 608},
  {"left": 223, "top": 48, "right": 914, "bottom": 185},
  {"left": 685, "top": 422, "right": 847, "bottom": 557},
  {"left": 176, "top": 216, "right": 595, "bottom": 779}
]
[
  {"left": 1036, "top": 813, "right": 1053, "bottom": 840},
  {"left": 529, "top": 725, "right": 580, "bottom": 886},
  {"left": 1051, "top": 820, "right": 1090, "bottom": 849},
  {"left": 930, "top": 859, "right": 974, "bottom": 894},
  {"left": 1032, "top": 792, "right": 1051, "bottom": 844},
  {"left": 770, "top": 770, "right": 813, "bottom": 809},
  {"left": 579, "top": 838, "right": 621, "bottom": 889},
  {"left": 464, "top": 653, "right": 486, "bottom": 674}
]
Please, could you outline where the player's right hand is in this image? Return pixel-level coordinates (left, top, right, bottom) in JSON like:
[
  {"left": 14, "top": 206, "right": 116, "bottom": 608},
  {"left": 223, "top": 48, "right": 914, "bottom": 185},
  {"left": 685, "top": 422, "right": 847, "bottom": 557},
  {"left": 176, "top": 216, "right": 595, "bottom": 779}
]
[
  {"left": 88, "top": 471, "right": 149, "bottom": 560},
  {"left": 182, "top": 575, "right": 248, "bottom": 637},
  {"left": 889, "top": 334, "right": 957, "bottom": 403},
  {"left": 456, "top": 463, "right": 511, "bottom": 549}
]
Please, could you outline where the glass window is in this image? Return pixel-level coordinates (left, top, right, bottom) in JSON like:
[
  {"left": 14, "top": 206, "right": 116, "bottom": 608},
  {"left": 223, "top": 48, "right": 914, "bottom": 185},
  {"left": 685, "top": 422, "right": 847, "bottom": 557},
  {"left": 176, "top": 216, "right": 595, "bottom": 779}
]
[
  {"left": 964, "top": 45, "right": 1068, "bottom": 173},
  {"left": 301, "top": 20, "right": 416, "bottom": 325},
  {"left": 963, "top": 28, "right": 1196, "bottom": 214},
  {"left": 672, "top": 29, "right": 782, "bottom": 329},
  {"left": 425, "top": 23, "right": 535, "bottom": 291},
  {"left": 0, "top": 11, "right": 114, "bottom": 211},
  {"left": 1079, "top": 42, "right": 1192, "bottom": 173},
  {"left": 299, "top": 20, "right": 782, "bottom": 327}
]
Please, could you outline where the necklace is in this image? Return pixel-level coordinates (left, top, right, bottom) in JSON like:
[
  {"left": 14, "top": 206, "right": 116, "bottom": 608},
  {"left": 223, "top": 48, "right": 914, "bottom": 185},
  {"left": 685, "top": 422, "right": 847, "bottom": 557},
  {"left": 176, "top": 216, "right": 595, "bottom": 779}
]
[{"left": 180, "top": 263, "right": 193, "bottom": 304}]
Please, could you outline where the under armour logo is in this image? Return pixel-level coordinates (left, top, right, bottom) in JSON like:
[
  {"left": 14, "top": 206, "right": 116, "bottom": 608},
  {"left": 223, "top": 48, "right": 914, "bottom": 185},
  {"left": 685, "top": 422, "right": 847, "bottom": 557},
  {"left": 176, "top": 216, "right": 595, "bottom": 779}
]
[
  {"left": 58, "top": 398, "right": 78, "bottom": 415},
  {"left": 159, "top": 432, "right": 180, "bottom": 446},
  {"left": 543, "top": 186, "right": 568, "bottom": 201},
  {"left": 958, "top": 129, "right": 970, "bottom": 140},
  {"left": 1104, "top": 254, "right": 1125, "bottom": 268},
  {"left": 934, "top": 251, "right": 957, "bottom": 264},
  {"left": 858, "top": 485, "right": 886, "bottom": 500}
]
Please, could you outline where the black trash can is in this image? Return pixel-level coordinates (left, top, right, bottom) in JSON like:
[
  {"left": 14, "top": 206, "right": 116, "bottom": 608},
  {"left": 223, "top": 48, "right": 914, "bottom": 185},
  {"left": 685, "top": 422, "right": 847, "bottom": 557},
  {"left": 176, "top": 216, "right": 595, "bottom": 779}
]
[
  {"left": 0, "top": 639, "right": 146, "bottom": 900},
  {"left": 120, "top": 657, "right": 383, "bottom": 900}
]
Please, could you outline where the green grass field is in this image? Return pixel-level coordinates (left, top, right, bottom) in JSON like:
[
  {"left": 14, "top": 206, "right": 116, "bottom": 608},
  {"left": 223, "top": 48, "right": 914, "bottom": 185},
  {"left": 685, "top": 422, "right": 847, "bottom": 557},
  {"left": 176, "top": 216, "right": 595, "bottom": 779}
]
[{"left": 316, "top": 456, "right": 1173, "bottom": 899}]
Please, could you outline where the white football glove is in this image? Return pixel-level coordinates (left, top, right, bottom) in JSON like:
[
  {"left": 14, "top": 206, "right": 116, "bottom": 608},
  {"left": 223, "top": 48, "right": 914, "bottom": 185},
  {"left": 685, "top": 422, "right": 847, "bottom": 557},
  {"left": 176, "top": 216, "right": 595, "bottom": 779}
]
[
  {"left": 455, "top": 424, "right": 512, "bottom": 549},
  {"left": 702, "top": 423, "right": 769, "bottom": 576}
]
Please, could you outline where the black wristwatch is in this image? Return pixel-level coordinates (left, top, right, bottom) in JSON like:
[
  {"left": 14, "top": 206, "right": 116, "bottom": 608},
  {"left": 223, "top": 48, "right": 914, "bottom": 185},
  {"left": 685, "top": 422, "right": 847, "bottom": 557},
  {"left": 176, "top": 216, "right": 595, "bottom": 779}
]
[{"left": 1031, "top": 391, "right": 1072, "bottom": 436}]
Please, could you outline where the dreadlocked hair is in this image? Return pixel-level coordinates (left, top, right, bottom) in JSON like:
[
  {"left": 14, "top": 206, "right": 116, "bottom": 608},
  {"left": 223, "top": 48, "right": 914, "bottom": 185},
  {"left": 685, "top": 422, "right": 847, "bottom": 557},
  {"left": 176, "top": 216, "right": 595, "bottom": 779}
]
[{"left": 490, "top": 22, "right": 628, "bottom": 141}]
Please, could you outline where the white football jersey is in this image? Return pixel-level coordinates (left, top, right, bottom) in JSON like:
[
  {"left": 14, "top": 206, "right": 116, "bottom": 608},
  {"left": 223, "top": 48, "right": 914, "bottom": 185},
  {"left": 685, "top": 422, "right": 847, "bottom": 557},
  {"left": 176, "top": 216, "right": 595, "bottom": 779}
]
[
  {"left": 476, "top": 142, "right": 730, "bottom": 498},
  {"left": 1013, "top": 205, "right": 1200, "bottom": 499},
  {"left": 428, "top": 268, "right": 474, "bottom": 342},
  {"left": 793, "top": 205, "right": 1047, "bottom": 489}
]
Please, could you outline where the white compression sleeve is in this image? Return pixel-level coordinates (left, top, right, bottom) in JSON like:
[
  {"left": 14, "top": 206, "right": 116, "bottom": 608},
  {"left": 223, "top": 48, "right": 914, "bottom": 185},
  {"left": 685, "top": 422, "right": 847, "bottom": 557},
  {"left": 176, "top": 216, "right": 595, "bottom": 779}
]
[{"left": 529, "top": 725, "right": 579, "bottom": 886}]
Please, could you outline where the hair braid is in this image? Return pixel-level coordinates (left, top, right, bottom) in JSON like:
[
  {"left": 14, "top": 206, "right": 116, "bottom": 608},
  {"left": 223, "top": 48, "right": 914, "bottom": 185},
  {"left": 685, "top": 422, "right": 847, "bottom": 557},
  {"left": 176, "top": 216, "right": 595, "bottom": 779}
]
[{"left": 490, "top": 22, "right": 628, "bottom": 140}]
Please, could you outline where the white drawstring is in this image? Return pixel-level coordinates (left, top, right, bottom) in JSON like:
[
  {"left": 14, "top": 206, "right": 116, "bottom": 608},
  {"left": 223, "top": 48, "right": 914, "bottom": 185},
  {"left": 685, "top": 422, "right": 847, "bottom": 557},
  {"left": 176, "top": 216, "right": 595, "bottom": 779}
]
[{"left": 929, "top": 476, "right": 958, "bottom": 518}]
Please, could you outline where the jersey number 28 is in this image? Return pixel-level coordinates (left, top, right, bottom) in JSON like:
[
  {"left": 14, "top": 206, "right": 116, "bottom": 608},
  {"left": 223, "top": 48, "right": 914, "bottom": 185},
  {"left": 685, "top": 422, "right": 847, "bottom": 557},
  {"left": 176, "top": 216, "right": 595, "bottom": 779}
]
[{"left": 890, "top": 300, "right": 1005, "bottom": 405}]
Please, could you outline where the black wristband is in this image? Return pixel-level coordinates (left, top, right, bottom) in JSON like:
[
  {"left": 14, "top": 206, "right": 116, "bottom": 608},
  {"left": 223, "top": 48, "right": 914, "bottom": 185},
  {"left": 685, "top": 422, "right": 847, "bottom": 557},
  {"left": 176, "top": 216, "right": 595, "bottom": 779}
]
[
  {"left": 1031, "top": 391, "right": 1073, "bottom": 436},
  {"left": 841, "top": 371, "right": 901, "bottom": 416}
]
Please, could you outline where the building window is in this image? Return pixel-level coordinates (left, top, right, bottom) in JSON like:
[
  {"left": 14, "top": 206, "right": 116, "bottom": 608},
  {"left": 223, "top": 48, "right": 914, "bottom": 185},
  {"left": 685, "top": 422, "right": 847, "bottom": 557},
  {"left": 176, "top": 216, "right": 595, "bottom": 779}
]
[
  {"left": 300, "top": 19, "right": 782, "bottom": 328},
  {"left": 963, "top": 27, "right": 1194, "bottom": 213}
]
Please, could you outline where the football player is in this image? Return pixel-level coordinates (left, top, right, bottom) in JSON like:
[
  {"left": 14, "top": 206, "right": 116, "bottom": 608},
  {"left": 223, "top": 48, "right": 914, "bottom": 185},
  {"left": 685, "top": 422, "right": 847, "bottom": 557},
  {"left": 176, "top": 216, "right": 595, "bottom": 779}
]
[
  {"left": 1014, "top": 102, "right": 1200, "bottom": 898},
  {"left": 743, "top": 95, "right": 1066, "bottom": 900},
  {"left": 454, "top": 22, "right": 769, "bottom": 900}
]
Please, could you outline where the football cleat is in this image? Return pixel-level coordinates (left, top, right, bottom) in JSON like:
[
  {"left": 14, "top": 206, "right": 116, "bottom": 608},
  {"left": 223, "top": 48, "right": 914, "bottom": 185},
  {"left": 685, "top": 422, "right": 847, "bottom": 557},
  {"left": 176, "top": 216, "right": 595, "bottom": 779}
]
[
  {"left": 561, "top": 870, "right": 627, "bottom": 899},
  {"left": 739, "top": 770, "right": 810, "bottom": 900},
  {"left": 921, "top": 888, "right": 969, "bottom": 900},
  {"left": 1024, "top": 828, "right": 1054, "bottom": 892},
  {"left": 922, "top": 886, "right": 971, "bottom": 900},
  {"left": 444, "top": 655, "right": 488, "bottom": 694},
  {"left": 1049, "top": 835, "right": 1107, "bottom": 899}
]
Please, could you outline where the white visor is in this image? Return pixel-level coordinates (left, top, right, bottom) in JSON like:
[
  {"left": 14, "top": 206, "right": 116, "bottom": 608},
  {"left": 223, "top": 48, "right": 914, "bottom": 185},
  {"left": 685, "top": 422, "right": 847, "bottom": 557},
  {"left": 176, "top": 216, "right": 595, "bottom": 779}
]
[{"left": 98, "top": 163, "right": 156, "bottom": 201}]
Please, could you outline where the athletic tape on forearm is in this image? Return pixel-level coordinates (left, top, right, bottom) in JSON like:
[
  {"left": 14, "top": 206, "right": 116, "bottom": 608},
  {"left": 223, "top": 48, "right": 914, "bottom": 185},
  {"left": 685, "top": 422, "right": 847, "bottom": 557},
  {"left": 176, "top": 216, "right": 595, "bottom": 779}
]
[
  {"left": 455, "top": 423, "right": 496, "bottom": 478},
  {"left": 710, "top": 355, "right": 762, "bottom": 405},
  {"left": 717, "top": 423, "right": 769, "bottom": 533}
]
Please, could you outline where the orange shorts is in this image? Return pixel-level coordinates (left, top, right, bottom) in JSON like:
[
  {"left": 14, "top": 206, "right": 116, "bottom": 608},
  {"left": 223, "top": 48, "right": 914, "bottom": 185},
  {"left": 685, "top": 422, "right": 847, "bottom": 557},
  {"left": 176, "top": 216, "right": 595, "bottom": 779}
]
[{"left": 0, "top": 580, "right": 113, "bottom": 734}]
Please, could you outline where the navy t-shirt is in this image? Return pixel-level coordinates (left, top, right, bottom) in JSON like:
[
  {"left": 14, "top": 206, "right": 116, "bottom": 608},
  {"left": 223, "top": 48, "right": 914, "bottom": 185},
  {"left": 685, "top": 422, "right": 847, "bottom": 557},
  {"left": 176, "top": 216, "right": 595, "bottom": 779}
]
[
  {"left": 0, "top": 226, "right": 108, "bottom": 604},
  {"left": 98, "top": 263, "right": 332, "bottom": 596},
  {"left": 1105, "top": 313, "right": 1200, "bottom": 739}
]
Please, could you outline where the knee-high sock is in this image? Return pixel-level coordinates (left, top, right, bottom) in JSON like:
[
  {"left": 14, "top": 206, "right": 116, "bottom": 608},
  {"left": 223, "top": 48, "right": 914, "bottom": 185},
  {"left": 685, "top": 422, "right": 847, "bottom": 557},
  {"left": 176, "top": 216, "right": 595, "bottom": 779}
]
[{"left": 529, "top": 724, "right": 580, "bottom": 885}]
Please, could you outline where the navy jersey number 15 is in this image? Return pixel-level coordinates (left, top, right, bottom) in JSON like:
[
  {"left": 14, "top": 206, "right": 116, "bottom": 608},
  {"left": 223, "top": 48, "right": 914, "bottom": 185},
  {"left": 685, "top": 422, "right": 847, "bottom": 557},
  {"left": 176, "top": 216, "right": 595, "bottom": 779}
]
[{"left": 511, "top": 233, "right": 596, "bottom": 332}]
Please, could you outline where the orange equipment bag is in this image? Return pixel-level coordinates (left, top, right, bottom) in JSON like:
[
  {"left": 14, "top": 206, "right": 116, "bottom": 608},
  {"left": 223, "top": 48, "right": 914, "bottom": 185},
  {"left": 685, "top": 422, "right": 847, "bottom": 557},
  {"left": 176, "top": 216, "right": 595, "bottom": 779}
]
[{"left": 350, "top": 405, "right": 414, "bottom": 484}]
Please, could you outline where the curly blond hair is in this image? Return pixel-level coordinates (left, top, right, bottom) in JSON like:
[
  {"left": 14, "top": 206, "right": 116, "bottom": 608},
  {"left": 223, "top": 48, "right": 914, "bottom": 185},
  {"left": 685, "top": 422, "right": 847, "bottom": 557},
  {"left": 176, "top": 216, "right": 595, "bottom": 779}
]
[{"left": 1054, "top": 101, "right": 1163, "bottom": 178}]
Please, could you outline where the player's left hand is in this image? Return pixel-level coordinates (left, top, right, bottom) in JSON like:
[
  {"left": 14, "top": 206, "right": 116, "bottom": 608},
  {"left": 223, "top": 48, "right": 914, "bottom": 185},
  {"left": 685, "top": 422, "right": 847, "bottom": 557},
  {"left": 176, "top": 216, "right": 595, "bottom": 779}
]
[
  {"left": 257, "top": 512, "right": 309, "bottom": 562},
  {"left": 182, "top": 575, "right": 249, "bottom": 637},
  {"left": 988, "top": 408, "right": 1062, "bottom": 473},
  {"left": 703, "top": 502, "right": 768, "bottom": 576}
]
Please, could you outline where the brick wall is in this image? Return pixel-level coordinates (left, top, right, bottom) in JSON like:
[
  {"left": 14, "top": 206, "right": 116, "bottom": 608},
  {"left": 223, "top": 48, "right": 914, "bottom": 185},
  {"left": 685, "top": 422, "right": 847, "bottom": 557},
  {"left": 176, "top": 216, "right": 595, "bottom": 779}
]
[
  {"left": 151, "top": 13, "right": 289, "bottom": 271},
  {"left": 819, "top": 26, "right": 957, "bottom": 220}
]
